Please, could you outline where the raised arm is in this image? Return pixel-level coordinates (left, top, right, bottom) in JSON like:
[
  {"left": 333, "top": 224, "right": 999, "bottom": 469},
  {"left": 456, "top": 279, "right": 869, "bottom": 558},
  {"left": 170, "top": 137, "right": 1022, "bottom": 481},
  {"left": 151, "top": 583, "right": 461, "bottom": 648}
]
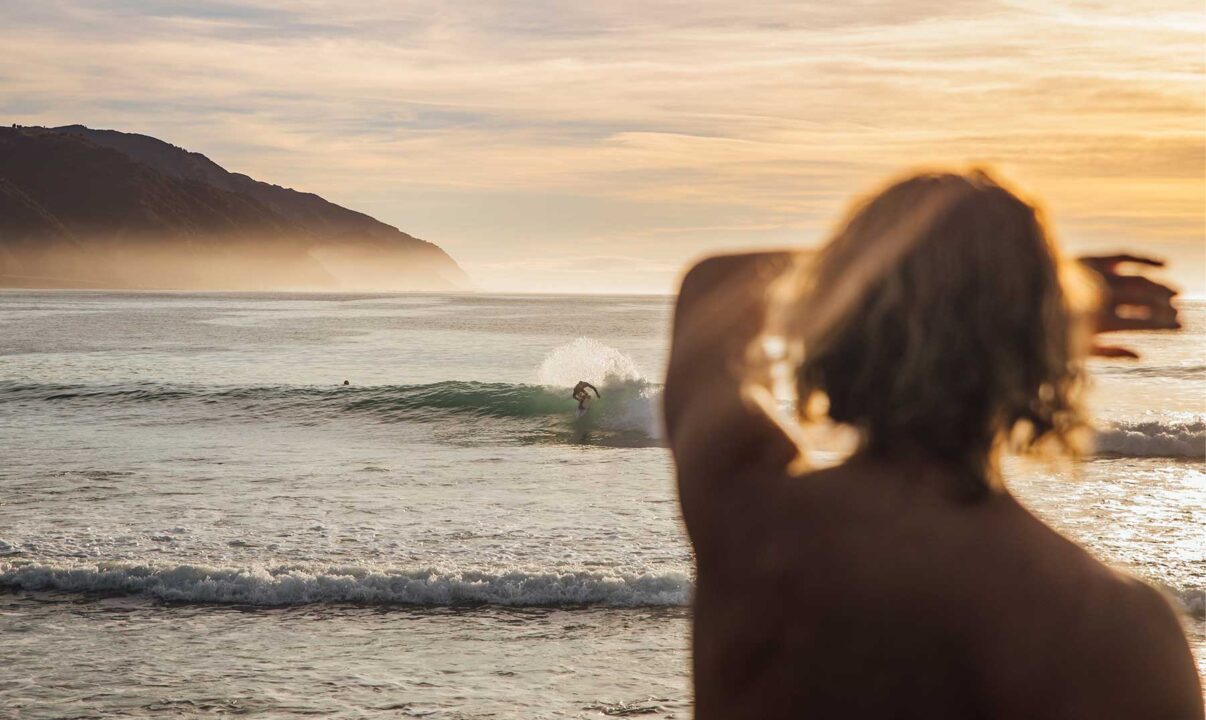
[
  {"left": 1080, "top": 254, "right": 1180, "bottom": 358},
  {"left": 586, "top": 382, "right": 600, "bottom": 397},
  {"left": 664, "top": 252, "right": 803, "bottom": 542}
]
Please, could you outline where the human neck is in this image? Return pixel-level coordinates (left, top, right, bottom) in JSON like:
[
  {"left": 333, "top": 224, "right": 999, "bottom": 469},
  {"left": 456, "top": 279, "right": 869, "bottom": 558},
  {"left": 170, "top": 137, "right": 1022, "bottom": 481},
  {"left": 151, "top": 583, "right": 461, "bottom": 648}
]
[{"left": 847, "top": 447, "right": 1002, "bottom": 500}]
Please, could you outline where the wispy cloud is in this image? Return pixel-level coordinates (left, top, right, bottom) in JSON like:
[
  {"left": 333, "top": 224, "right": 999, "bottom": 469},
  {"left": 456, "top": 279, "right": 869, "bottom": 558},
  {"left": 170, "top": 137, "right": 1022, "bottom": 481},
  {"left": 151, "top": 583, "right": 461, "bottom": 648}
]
[{"left": 1, "top": 0, "right": 1202, "bottom": 292}]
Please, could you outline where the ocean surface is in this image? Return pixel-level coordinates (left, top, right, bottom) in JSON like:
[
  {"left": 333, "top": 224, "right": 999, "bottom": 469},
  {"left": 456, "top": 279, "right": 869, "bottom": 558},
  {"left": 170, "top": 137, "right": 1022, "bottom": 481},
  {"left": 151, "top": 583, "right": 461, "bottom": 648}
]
[{"left": 0, "top": 291, "right": 1202, "bottom": 718}]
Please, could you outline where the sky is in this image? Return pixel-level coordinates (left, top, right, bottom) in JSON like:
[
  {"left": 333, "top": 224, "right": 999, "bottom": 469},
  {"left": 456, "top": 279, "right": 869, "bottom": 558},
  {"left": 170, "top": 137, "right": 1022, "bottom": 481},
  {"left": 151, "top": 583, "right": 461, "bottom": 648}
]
[{"left": 2, "top": 0, "right": 1203, "bottom": 294}]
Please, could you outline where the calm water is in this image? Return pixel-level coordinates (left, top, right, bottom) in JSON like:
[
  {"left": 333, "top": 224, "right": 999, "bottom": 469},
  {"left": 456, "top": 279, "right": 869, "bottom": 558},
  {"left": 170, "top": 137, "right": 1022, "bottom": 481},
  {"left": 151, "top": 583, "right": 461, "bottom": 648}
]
[{"left": 1, "top": 292, "right": 1202, "bottom": 718}]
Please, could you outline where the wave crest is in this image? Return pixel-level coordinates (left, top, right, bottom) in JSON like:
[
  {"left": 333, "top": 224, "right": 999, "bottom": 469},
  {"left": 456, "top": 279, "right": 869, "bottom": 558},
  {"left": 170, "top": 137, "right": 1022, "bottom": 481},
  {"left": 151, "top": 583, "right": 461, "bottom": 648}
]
[
  {"left": 1094, "top": 419, "right": 1204, "bottom": 458},
  {"left": 0, "top": 379, "right": 665, "bottom": 439},
  {"left": 3, "top": 561, "right": 1199, "bottom": 618},
  {"left": 0, "top": 561, "right": 691, "bottom": 607},
  {"left": 537, "top": 337, "right": 642, "bottom": 388},
  {"left": 6, "top": 380, "right": 1200, "bottom": 457}
]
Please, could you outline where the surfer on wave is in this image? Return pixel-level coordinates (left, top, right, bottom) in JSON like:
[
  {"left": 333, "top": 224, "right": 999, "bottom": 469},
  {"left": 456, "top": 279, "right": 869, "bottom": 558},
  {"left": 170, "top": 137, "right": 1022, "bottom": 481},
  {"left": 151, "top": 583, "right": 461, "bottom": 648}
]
[{"left": 572, "top": 380, "right": 600, "bottom": 413}]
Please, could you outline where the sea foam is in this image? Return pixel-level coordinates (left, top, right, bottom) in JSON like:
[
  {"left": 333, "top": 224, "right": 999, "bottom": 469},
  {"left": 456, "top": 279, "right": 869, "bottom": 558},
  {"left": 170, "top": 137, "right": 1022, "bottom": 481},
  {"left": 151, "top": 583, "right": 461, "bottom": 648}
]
[
  {"left": 1094, "top": 419, "right": 1205, "bottom": 459},
  {"left": 0, "top": 561, "right": 691, "bottom": 607},
  {"left": 2, "top": 560, "right": 1199, "bottom": 618}
]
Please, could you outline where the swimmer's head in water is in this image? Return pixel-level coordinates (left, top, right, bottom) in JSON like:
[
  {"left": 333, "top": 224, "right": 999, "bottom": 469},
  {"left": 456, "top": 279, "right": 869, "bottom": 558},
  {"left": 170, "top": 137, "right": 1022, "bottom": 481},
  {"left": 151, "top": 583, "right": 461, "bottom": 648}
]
[{"left": 775, "top": 169, "right": 1094, "bottom": 491}]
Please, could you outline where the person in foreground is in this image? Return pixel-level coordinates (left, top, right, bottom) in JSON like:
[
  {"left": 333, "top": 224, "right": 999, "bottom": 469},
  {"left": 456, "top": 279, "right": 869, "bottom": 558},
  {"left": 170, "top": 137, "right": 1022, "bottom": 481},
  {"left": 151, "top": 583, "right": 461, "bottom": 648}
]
[{"left": 664, "top": 170, "right": 1202, "bottom": 719}]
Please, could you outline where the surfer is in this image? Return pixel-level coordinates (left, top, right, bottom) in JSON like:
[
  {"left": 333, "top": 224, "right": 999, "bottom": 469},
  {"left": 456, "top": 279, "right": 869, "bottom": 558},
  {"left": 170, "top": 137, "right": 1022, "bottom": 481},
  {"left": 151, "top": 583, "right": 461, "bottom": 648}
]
[{"left": 572, "top": 380, "right": 600, "bottom": 412}]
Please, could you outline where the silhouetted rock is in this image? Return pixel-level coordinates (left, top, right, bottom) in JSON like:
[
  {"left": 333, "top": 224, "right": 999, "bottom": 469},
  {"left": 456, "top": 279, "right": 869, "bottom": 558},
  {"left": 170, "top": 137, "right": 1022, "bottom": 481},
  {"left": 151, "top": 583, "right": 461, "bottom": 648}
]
[{"left": 0, "top": 125, "right": 468, "bottom": 291}]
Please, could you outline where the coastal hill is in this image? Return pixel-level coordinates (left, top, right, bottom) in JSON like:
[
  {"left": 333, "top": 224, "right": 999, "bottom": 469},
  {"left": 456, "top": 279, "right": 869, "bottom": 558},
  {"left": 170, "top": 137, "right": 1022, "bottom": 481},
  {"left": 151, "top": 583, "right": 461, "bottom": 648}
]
[{"left": 0, "top": 125, "right": 468, "bottom": 290}]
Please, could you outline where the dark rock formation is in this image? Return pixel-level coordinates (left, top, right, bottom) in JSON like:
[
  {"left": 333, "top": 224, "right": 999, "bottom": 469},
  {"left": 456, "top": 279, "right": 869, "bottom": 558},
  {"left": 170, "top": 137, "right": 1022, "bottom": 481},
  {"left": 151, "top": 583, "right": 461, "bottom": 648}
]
[{"left": 0, "top": 125, "right": 468, "bottom": 291}]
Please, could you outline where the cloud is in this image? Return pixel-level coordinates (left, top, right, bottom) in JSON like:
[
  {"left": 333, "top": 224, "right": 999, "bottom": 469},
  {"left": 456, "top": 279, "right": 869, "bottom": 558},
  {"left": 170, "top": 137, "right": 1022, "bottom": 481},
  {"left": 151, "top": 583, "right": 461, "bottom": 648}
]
[{"left": 1, "top": 0, "right": 1202, "bottom": 292}]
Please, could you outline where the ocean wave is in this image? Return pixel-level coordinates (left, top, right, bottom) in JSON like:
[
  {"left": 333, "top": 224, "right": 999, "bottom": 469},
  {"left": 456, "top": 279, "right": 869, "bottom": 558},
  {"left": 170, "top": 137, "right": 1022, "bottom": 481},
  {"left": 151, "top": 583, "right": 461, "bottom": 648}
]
[
  {"left": 1093, "top": 364, "right": 1206, "bottom": 380},
  {"left": 1183, "top": 591, "right": 1205, "bottom": 619},
  {"left": 0, "top": 561, "right": 690, "bottom": 607},
  {"left": 1094, "top": 419, "right": 1204, "bottom": 458},
  {"left": 6, "top": 379, "right": 1201, "bottom": 457},
  {"left": 0, "top": 379, "right": 665, "bottom": 439},
  {"left": 0, "top": 380, "right": 584, "bottom": 418},
  {"left": 2, "top": 561, "right": 1199, "bottom": 618}
]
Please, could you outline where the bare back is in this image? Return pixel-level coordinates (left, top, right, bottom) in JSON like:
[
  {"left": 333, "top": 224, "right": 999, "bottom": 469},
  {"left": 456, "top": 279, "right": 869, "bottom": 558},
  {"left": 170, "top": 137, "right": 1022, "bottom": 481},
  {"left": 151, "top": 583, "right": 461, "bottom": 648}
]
[{"left": 665, "top": 254, "right": 1202, "bottom": 719}]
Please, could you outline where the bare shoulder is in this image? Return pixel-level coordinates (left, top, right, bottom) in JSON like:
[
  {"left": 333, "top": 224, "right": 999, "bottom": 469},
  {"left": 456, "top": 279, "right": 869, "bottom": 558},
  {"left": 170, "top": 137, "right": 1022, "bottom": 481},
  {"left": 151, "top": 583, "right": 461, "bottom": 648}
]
[
  {"left": 932, "top": 492, "right": 1202, "bottom": 717},
  {"left": 1059, "top": 569, "right": 1202, "bottom": 718},
  {"left": 786, "top": 465, "right": 1201, "bottom": 718}
]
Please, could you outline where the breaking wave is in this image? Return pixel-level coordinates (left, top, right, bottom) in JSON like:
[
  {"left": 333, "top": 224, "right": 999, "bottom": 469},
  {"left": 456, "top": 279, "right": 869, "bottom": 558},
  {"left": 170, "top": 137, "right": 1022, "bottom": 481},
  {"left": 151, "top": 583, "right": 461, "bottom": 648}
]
[
  {"left": 9, "top": 379, "right": 1202, "bottom": 457},
  {"left": 0, "top": 561, "right": 690, "bottom": 607},
  {"left": 1, "top": 561, "right": 1199, "bottom": 617},
  {"left": 1094, "top": 364, "right": 1206, "bottom": 380},
  {"left": 0, "top": 378, "right": 664, "bottom": 438},
  {"left": 0, "top": 380, "right": 602, "bottom": 419},
  {"left": 0, "top": 337, "right": 666, "bottom": 443},
  {"left": 1094, "top": 419, "right": 1204, "bottom": 459}
]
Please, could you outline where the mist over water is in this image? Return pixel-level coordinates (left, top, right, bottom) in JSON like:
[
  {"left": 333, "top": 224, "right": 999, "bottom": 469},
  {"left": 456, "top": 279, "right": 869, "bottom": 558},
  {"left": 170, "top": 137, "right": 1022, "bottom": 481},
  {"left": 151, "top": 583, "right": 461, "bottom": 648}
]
[
  {"left": 1, "top": 239, "right": 466, "bottom": 291},
  {"left": 0, "top": 292, "right": 1201, "bottom": 716}
]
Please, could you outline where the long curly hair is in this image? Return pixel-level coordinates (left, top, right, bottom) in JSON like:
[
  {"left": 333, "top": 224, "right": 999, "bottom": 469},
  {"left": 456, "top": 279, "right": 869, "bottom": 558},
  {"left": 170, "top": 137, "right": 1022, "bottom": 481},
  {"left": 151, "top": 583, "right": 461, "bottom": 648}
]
[{"left": 772, "top": 170, "right": 1094, "bottom": 497}]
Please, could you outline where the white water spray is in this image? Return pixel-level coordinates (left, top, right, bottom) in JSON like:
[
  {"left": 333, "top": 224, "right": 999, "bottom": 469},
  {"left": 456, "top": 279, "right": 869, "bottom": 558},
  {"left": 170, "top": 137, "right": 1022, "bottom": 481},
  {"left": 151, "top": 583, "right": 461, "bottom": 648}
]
[
  {"left": 537, "top": 337, "right": 643, "bottom": 388},
  {"left": 537, "top": 338, "right": 663, "bottom": 440}
]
